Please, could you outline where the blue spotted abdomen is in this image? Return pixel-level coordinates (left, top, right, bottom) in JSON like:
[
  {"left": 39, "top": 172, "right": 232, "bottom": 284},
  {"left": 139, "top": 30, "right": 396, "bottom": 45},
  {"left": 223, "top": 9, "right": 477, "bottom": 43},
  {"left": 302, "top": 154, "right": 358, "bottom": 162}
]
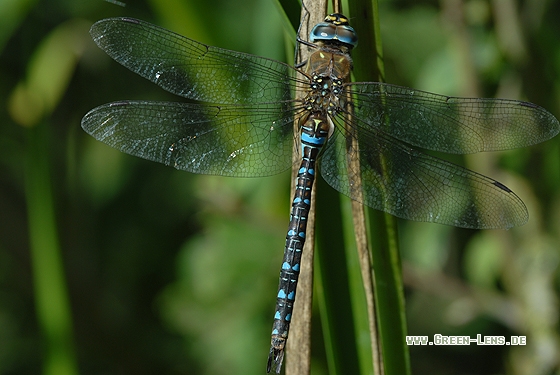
[{"left": 268, "top": 113, "right": 331, "bottom": 372}]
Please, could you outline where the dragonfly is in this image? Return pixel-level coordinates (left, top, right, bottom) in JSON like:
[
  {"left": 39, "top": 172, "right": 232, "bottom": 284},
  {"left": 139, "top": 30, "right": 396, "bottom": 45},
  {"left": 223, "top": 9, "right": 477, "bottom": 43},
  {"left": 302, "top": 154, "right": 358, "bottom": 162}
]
[{"left": 82, "top": 12, "right": 559, "bottom": 373}]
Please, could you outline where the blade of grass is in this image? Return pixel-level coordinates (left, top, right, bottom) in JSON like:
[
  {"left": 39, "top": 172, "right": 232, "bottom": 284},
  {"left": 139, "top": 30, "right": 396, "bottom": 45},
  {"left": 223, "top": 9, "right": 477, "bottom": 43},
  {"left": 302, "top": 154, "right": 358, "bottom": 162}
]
[
  {"left": 25, "top": 123, "right": 78, "bottom": 375},
  {"left": 13, "top": 20, "right": 85, "bottom": 375},
  {"left": 315, "top": 178, "right": 363, "bottom": 375},
  {"left": 347, "top": 0, "right": 411, "bottom": 374}
]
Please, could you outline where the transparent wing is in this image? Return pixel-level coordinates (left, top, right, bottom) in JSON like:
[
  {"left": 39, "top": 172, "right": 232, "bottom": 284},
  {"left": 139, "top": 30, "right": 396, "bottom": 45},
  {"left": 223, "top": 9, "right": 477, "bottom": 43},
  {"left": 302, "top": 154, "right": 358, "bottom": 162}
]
[
  {"left": 89, "top": 18, "right": 297, "bottom": 104},
  {"left": 319, "top": 115, "right": 528, "bottom": 229},
  {"left": 348, "top": 82, "right": 559, "bottom": 153},
  {"left": 81, "top": 101, "right": 296, "bottom": 177}
]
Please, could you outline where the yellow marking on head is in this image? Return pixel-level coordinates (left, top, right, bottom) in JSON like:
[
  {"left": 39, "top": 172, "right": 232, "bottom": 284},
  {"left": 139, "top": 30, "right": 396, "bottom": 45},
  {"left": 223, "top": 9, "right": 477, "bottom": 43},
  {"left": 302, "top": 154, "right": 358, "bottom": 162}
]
[{"left": 325, "top": 14, "right": 349, "bottom": 26}]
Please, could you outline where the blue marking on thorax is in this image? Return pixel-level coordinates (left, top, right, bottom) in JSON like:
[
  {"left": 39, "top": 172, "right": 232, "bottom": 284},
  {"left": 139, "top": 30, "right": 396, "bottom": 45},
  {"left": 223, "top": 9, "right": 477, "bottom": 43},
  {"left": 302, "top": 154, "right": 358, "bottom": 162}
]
[
  {"left": 282, "top": 262, "right": 291, "bottom": 270},
  {"left": 285, "top": 313, "right": 291, "bottom": 321},
  {"left": 287, "top": 291, "right": 295, "bottom": 300},
  {"left": 278, "top": 289, "right": 286, "bottom": 298},
  {"left": 274, "top": 311, "right": 281, "bottom": 319},
  {"left": 292, "top": 264, "right": 300, "bottom": 271}
]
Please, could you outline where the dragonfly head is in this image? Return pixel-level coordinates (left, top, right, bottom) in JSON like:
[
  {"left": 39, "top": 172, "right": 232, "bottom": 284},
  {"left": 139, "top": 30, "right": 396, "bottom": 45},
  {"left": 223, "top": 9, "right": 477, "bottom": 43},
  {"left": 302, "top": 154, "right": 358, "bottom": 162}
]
[{"left": 309, "top": 13, "right": 358, "bottom": 50}]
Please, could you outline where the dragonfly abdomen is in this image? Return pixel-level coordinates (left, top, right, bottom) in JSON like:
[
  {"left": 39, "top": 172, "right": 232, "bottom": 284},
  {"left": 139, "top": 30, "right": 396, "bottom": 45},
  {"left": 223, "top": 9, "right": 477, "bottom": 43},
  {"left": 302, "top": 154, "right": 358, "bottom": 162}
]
[{"left": 267, "top": 113, "right": 330, "bottom": 373}]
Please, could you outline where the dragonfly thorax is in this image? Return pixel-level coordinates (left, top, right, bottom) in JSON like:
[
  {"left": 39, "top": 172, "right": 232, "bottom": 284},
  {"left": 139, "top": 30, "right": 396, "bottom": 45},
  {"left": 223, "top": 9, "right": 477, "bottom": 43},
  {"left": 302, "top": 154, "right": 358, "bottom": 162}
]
[
  {"left": 305, "top": 75, "right": 344, "bottom": 116},
  {"left": 304, "top": 49, "right": 352, "bottom": 116}
]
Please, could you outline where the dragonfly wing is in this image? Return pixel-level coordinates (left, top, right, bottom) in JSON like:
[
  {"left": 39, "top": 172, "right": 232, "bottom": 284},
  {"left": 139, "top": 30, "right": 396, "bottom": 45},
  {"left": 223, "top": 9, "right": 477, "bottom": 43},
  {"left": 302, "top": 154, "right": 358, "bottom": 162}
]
[
  {"left": 89, "top": 18, "right": 295, "bottom": 104},
  {"left": 81, "top": 101, "right": 295, "bottom": 177},
  {"left": 319, "top": 118, "right": 528, "bottom": 229},
  {"left": 349, "top": 82, "right": 559, "bottom": 153}
]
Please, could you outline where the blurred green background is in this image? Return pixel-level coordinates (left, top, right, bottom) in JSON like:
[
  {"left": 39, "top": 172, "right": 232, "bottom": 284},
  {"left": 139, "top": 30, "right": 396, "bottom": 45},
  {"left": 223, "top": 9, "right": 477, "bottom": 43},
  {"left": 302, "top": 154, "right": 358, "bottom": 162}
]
[{"left": 1, "top": 0, "right": 560, "bottom": 374}]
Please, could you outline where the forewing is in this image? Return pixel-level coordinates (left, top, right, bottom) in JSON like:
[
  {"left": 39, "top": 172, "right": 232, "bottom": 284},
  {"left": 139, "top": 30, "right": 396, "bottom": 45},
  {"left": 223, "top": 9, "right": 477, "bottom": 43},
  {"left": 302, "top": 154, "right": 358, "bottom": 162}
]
[
  {"left": 89, "top": 18, "right": 296, "bottom": 104},
  {"left": 349, "top": 82, "right": 559, "bottom": 153}
]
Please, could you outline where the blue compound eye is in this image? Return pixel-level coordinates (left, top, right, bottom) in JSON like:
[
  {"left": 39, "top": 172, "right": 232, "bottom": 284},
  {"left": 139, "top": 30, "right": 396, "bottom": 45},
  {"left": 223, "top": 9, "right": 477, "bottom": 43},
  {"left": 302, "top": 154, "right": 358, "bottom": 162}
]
[{"left": 309, "top": 14, "right": 358, "bottom": 48}]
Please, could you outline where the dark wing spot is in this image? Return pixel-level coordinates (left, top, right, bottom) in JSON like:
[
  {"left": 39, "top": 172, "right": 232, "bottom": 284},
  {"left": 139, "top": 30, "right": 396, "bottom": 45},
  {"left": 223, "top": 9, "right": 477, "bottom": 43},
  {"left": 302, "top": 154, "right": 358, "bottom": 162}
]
[{"left": 493, "top": 180, "right": 513, "bottom": 193}]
